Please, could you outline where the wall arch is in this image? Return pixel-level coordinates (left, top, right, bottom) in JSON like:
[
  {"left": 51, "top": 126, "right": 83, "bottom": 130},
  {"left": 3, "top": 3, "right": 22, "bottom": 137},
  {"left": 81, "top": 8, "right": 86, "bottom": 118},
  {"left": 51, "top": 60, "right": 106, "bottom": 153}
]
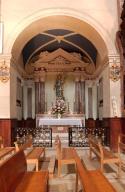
[{"left": 5, "top": 8, "right": 117, "bottom": 64}]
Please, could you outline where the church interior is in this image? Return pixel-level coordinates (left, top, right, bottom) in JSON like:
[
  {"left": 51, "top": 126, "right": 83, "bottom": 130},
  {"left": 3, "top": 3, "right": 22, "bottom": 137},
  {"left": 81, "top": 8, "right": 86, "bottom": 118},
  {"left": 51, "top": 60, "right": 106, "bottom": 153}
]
[{"left": 0, "top": 0, "right": 125, "bottom": 191}]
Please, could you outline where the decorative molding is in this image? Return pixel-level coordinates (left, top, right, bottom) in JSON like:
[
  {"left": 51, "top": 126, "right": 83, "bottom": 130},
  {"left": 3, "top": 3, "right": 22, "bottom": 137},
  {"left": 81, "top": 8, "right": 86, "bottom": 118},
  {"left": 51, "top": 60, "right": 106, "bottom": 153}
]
[
  {"left": 26, "top": 48, "right": 95, "bottom": 80},
  {"left": 48, "top": 56, "right": 70, "bottom": 65}
]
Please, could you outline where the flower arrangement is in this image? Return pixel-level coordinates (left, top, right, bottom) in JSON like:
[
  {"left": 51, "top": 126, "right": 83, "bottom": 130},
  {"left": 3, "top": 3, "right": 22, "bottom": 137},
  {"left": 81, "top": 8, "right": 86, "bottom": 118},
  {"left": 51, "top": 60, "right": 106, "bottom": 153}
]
[{"left": 51, "top": 99, "right": 66, "bottom": 116}]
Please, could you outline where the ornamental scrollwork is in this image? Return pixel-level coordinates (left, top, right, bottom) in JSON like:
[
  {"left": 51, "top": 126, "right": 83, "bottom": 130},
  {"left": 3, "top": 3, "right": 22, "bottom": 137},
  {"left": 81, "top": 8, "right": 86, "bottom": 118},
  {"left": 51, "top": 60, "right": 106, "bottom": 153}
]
[
  {"left": 0, "top": 61, "right": 10, "bottom": 83},
  {"left": 109, "top": 63, "right": 121, "bottom": 82}
]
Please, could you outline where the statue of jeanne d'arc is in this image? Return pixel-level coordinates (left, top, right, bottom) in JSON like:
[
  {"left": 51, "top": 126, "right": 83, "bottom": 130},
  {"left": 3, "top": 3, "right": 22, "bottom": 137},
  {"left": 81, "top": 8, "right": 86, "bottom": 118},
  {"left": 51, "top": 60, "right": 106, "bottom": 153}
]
[{"left": 54, "top": 74, "right": 64, "bottom": 99}]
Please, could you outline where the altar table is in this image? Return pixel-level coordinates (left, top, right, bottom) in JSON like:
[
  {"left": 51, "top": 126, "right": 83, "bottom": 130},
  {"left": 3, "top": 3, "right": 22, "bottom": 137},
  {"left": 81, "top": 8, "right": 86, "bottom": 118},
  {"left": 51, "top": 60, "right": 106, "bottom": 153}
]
[{"left": 37, "top": 118, "right": 83, "bottom": 127}]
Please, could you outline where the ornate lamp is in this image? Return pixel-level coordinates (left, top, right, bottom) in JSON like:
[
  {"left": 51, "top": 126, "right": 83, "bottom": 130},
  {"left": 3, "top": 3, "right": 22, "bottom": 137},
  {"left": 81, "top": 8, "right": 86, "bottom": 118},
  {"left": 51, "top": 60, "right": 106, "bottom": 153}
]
[
  {"left": 0, "top": 60, "right": 10, "bottom": 83},
  {"left": 109, "top": 59, "right": 121, "bottom": 82}
]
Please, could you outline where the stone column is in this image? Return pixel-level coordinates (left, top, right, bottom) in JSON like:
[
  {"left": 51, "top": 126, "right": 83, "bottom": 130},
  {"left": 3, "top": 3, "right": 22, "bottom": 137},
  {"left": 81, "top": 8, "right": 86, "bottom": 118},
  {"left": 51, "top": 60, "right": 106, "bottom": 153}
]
[
  {"left": 39, "top": 76, "right": 45, "bottom": 113},
  {"left": 92, "top": 81, "right": 98, "bottom": 120},
  {"left": 85, "top": 80, "right": 93, "bottom": 119},
  {"left": 80, "top": 77, "right": 85, "bottom": 114},
  {"left": 74, "top": 75, "right": 80, "bottom": 113},
  {"left": 34, "top": 78, "right": 39, "bottom": 114}
]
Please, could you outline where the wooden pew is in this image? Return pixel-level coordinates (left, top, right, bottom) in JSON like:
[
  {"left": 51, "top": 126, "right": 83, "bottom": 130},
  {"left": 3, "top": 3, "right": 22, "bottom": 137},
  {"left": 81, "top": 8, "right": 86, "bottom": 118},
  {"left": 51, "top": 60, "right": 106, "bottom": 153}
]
[
  {"left": 0, "top": 147, "right": 15, "bottom": 162},
  {"left": 26, "top": 147, "right": 45, "bottom": 171},
  {"left": 0, "top": 136, "right": 4, "bottom": 148},
  {"left": 54, "top": 135, "right": 76, "bottom": 177},
  {"left": 14, "top": 140, "right": 45, "bottom": 171},
  {"left": 118, "top": 134, "right": 125, "bottom": 176},
  {"left": 88, "top": 135, "right": 120, "bottom": 176},
  {"left": 0, "top": 136, "right": 15, "bottom": 163},
  {"left": 72, "top": 148, "right": 117, "bottom": 192},
  {"left": 48, "top": 155, "right": 56, "bottom": 178},
  {"left": 14, "top": 135, "right": 33, "bottom": 152},
  {"left": 0, "top": 149, "right": 48, "bottom": 192}
]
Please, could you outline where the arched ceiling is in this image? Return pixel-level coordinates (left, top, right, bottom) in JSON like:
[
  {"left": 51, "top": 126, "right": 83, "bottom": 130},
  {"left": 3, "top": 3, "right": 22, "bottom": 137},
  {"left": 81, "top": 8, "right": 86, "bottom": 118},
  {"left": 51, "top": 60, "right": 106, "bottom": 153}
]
[
  {"left": 22, "top": 29, "right": 97, "bottom": 66},
  {"left": 11, "top": 15, "right": 108, "bottom": 76}
]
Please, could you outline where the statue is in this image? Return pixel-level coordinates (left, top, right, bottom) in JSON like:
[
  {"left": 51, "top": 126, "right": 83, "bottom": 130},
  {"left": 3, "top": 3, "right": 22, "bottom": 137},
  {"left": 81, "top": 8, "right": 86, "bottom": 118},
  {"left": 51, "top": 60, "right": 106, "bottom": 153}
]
[{"left": 54, "top": 74, "right": 64, "bottom": 99}]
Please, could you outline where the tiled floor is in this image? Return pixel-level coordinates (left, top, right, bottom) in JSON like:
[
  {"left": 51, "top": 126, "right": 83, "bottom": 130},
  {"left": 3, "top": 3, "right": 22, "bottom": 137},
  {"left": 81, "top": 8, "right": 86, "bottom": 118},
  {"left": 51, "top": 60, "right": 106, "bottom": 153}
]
[{"left": 39, "top": 147, "right": 125, "bottom": 192}]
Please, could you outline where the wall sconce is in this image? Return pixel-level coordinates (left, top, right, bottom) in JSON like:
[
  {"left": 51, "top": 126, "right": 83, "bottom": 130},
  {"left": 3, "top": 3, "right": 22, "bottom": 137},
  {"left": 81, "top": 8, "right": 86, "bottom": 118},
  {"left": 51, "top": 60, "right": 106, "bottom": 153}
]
[
  {"left": 110, "top": 59, "right": 121, "bottom": 82},
  {"left": 0, "top": 61, "right": 10, "bottom": 83}
]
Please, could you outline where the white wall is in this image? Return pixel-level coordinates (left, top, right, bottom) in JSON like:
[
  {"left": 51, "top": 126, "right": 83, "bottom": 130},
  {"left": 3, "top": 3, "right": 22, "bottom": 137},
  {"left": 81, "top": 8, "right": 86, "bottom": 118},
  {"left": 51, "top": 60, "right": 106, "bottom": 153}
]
[
  {"left": 0, "top": 81, "right": 10, "bottom": 118},
  {"left": 1, "top": 0, "right": 118, "bottom": 54}
]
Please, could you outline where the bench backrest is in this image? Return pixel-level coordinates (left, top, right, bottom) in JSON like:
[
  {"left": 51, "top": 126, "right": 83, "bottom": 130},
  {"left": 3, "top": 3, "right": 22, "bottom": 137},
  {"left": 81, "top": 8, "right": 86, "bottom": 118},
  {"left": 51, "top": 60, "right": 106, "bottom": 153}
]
[
  {"left": 14, "top": 136, "right": 32, "bottom": 152},
  {"left": 72, "top": 148, "right": 116, "bottom": 192},
  {"left": 89, "top": 136, "right": 103, "bottom": 158},
  {"left": 54, "top": 135, "right": 62, "bottom": 160},
  {"left": 118, "top": 134, "right": 125, "bottom": 158},
  {"left": 72, "top": 148, "right": 95, "bottom": 191},
  {"left": 0, "top": 135, "right": 4, "bottom": 148},
  {"left": 0, "top": 150, "right": 27, "bottom": 192}
]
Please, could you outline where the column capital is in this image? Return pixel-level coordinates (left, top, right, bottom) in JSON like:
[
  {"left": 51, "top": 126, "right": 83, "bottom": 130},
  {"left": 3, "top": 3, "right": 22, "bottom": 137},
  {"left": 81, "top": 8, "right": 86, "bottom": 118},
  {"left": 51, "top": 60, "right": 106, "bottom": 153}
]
[
  {"left": 108, "top": 54, "right": 120, "bottom": 67},
  {"left": 39, "top": 76, "right": 45, "bottom": 82},
  {"left": 80, "top": 76, "right": 85, "bottom": 82},
  {"left": 34, "top": 77, "right": 39, "bottom": 82},
  {"left": 73, "top": 73, "right": 81, "bottom": 82}
]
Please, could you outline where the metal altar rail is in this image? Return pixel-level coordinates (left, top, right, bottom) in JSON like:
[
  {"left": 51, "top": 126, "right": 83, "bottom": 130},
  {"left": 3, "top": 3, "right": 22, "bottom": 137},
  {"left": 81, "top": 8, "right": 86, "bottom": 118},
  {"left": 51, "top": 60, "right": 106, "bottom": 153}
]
[
  {"left": 68, "top": 126, "right": 108, "bottom": 147},
  {"left": 14, "top": 126, "right": 52, "bottom": 147},
  {"left": 13, "top": 126, "right": 108, "bottom": 147}
]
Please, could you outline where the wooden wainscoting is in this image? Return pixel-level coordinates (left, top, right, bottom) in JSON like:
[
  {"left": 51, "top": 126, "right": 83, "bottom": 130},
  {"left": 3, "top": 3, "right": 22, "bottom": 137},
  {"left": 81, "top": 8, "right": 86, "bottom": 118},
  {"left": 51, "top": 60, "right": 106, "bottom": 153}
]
[{"left": 0, "top": 119, "right": 17, "bottom": 146}]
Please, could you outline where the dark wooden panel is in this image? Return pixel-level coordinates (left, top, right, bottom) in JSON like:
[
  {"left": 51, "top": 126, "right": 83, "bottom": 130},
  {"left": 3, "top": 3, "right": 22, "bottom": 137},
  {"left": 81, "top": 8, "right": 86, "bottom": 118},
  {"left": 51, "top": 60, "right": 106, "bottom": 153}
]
[
  {"left": 102, "top": 118, "right": 110, "bottom": 146},
  {"left": 121, "top": 118, "right": 125, "bottom": 134},
  {"left": 109, "top": 118, "right": 122, "bottom": 152},
  {"left": 85, "top": 118, "right": 96, "bottom": 128},
  {"left": 0, "top": 119, "right": 17, "bottom": 147}
]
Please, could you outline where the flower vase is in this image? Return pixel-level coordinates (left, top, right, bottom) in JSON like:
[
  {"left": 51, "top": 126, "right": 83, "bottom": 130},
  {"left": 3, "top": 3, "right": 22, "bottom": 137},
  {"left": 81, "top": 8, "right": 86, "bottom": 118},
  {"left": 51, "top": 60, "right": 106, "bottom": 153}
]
[{"left": 57, "top": 113, "right": 61, "bottom": 119}]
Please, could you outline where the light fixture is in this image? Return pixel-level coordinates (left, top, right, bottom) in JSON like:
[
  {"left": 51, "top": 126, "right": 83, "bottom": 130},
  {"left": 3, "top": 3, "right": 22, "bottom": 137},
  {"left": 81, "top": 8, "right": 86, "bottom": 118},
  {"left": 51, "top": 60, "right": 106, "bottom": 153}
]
[
  {"left": 109, "top": 59, "right": 121, "bottom": 82},
  {"left": 0, "top": 60, "right": 10, "bottom": 83}
]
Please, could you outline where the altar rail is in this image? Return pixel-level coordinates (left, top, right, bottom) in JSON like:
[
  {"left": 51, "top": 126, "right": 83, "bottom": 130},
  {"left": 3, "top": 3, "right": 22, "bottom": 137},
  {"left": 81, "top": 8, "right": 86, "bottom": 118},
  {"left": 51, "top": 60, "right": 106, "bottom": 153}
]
[
  {"left": 68, "top": 126, "right": 108, "bottom": 147},
  {"left": 13, "top": 126, "right": 108, "bottom": 147},
  {"left": 13, "top": 126, "right": 52, "bottom": 147}
]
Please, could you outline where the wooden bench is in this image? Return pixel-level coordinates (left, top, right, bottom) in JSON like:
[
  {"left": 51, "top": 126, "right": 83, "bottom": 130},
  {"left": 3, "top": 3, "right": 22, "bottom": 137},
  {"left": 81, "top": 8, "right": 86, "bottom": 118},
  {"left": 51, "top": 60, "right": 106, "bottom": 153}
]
[
  {"left": 14, "top": 135, "right": 33, "bottom": 152},
  {"left": 54, "top": 135, "right": 76, "bottom": 177},
  {"left": 88, "top": 135, "right": 120, "bottom": 176},
  {"left": 0, "top": 136, "right": 4, "bottom": 148},
  {"left": 118, "top": 134, "right": 125, "bottom": 176},
  {"left": 14, "top": 137, "right": 45, "bottom": 171},
  {"left": 14, "top": 140, "right": 45, "bottom": 171},
  {"left": 26, "top": 147, "right": 45, "bottom": 171},
  {"left": 0, "top": 149, "right": 48, "bottom": 192},
  {"left": 48, "top": 155, "right": 56, "bottom": 178},
  {"left": 0, "top": 147, "right": 15, "bottom": 163},
  {"left": 72, "top": 148, "right": 117, "bottom": 192}
]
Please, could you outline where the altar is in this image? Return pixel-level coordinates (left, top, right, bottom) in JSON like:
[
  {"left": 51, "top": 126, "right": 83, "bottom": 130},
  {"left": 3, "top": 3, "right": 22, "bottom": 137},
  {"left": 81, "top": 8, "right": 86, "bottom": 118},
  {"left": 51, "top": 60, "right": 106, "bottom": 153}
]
[{"left": 36, "top": 114, "right": 85, "bottom": 127}]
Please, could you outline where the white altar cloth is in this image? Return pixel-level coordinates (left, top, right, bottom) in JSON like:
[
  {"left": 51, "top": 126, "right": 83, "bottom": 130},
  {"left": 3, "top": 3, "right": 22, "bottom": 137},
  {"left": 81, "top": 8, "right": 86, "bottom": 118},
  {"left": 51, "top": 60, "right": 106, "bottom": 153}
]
[{"left": 37, "top": 118, "right": 83, "bottom": 127}]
